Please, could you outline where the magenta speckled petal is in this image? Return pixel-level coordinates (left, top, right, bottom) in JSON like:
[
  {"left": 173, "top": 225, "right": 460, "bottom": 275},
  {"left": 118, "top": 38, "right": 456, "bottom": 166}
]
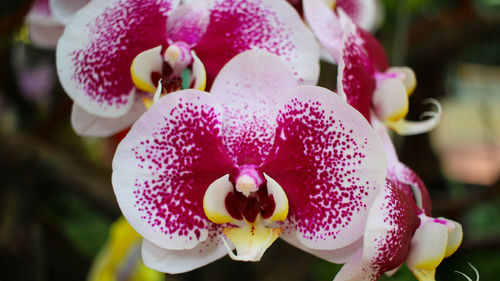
[
  {"left": 362, "top": 179, "right": 420, "bottom": 277},
  {"left": 337, "top": 11, "right": 389, "bottom": 121},
  {"left": 57, "top": 0, "right": 179, "bottom": 118},
  {"left": 210, "top": 50, "right": 298, "bottom": 165},
  {"left": 166, "top": 0, "right": 210, "bottom": 46},
  {"left": 303, "top": 0, "right": 343, "bottom": 62},
  {"left": 112, "top": 90, "right": 236, "bottom": 250},
  {"left": 49, "top": 0, "right": 90, "bottom": 24},
  {"left": 334, "top": 180, "right": 420, "bottom": 281},
  {"left": 337, "top": 0, "right": 381, "bottom": 32},
  {"left": 71, "top": 99, "right": 146, "bottom": 137},
  {"left": 262, "top": 86, "right": 386, "bottom": 250},
  {"left": 194, "top": 0, "right": 319, "bottom": 87},
  {"left": 337, "top": 14, "right": 375, "bottom": 121},
  {"left": 141, "top": 227, "right": 228, "bottom": 274}
]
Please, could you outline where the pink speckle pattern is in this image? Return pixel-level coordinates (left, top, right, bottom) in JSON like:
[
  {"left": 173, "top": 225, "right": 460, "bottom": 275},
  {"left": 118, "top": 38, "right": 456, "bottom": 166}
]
[
  {"left": 194, "top": 0, "right": 297, "bottom": 87},
  {"left": 262, "top": 97, "right": 375, "bottom": 242},
  {"left": 367, "top": 179, "right": 420, "bottom": 275},
  {"left": 339, "top": 18, "right": 389, "bottom": 122},
  {"left": 131, "top": 95, "right": 234, "bottom": 241},
  {"left": 220, "top": 83, "right": 277, "bottom": 165},
  {"left": 70, "top": 0, "right": 173, "bottom": 110},
  {"left": 340, "top": 27, "right": 376, "bottom": 121}
]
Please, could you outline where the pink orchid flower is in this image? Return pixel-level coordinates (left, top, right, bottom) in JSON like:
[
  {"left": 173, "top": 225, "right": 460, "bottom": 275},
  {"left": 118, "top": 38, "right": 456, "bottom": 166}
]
[
  {"left": 336, "top": 11, "right": 440, "bottom": 135},
  {"left": 302, "top": 0, "right": 383, "bottom": 63},
  {"left": 56, "top": 0, "right": 320, "bottom": 137},
  {"left": 333, "top": 119, "right": 462, "bottom": 281},
  {"left": 303, "top": 1, "right": 440, "bottom": 135},
  {"left": 112, "top": 50, "right": 387, "bottom": 273},
  {"left": 26, "top": 0, "right": 89, "bottom": 49}
]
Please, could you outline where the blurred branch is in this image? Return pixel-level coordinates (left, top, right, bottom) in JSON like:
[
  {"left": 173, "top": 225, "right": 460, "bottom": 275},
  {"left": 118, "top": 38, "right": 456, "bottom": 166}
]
[{"left": 0, "top": 133, "right": 120, "bottom": 218}]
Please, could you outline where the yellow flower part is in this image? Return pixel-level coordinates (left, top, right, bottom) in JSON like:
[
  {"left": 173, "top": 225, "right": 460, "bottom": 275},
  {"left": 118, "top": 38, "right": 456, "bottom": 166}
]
[{"left": 87, "top": 217, "right": 164, "bottom": 281}]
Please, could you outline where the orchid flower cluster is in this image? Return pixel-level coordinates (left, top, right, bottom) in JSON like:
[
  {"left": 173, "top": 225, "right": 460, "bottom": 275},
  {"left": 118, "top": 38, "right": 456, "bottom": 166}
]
[{"left": 39, "top": 0, "right": 463, "bottom": 280}]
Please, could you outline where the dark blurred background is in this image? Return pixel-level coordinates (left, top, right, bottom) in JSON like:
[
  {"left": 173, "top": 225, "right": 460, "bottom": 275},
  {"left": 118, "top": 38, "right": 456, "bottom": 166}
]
[{"left": 0, "top": 0, "right": 499, "bottom": 280}]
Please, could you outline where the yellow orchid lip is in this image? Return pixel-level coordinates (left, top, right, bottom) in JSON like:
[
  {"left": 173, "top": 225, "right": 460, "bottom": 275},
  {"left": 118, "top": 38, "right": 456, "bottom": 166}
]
[{"left": 221, "top": 222, "right": 283, "bottom": 262}]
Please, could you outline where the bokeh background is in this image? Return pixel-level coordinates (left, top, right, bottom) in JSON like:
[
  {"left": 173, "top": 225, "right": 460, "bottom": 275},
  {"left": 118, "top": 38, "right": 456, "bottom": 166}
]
[{"left": 0, "top": 0, "right": 499, "bottom": 280}]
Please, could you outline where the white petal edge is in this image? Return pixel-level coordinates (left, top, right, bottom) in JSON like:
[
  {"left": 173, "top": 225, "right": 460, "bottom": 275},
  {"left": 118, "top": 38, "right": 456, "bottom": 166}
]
[
  {"left": 71, "top": 99, "right": 146, "bottom": 137},
  {"left": 141, "top": 238, "right": 228, "bottom": 274}
]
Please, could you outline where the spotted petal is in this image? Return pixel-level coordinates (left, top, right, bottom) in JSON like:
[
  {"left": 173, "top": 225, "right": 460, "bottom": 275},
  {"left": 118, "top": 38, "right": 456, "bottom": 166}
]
[
  {"left": 194, "top": 0, "right": 320, "bottom": 87},
  {"left": 335, "top": 179, "right": 420, "bottom": 281},
  {"left": 337, "top": 13, "right": 375, "bottom": 120},
  {"left": 112, "top": 90, "right": 235, "bottom": 250},
  {"left": 210, "top": 49, "right": 299, "bottom": 165},
  {"left": 57, "top": 0, "right": 179, "bottom": 118},
  {"left": 262, "top": 86, "right": 387, "bottom": 250}
]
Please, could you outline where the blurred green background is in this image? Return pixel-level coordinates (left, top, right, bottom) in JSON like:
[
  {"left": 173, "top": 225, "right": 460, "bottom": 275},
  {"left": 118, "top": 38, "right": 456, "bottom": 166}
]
[{"left": 0, "top": 0, "right": 499, "bottom": 280}]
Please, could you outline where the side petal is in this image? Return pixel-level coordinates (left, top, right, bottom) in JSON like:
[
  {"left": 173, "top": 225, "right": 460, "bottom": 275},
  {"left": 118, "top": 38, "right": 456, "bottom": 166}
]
[
  {"left": 337, "top": 0, "right": 382, "bottom": 32},
  {"left": 112, "top": 90, "right": 235, "bottom": 250},
  {"left": 406, "top": 221, "right": 448, "bottom": 281},
  {"left": 372, "top": 117, "right": 431, "bottom": 215},
  {"left": 303, "top": 0, "right": 343, "bottom": 62},
  {"left": 194, "top": 0, "right": 320, "bottom": 87},
  {"left": 56, "top": 0, "right": 179, "bottom": 118},
  {"left": 141, "top": 231, "right": 228, "bottom": 274},
  {"left": 337, "top": 12, "right": 376, "bottom": 121},
  {"left": 49, "top": 0, "right": 90, "bottom": 24},
  {"left": 394, "top": 162, "right": 432, "bottom": 216},
  {"left": 361, "top": 179, "right": 420, "bottom": 277},
  {"left": 210, "top": 50, "right": 298, "bottom": 165},
  {"left": 333, "top": 250, "right": 377, "bottom": 281},
  {"left": 71, "top": 99, "right": 146, "bottom": 137},
  {"left": 263, "top": 86, "right": 387, "bottom": 250}
]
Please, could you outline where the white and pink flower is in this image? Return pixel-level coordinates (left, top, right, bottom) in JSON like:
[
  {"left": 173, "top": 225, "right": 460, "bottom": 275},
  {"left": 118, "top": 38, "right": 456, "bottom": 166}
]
[
  {"left": 112, "top": 50, "right": 387, "bottom": 273},
  {"left": 56, "top": 0, "right": 320, "bottom": 137},
  {"left": 333, "top": 120, "right": 462, "bottom": 281},
  {"left": 302, "top": 0, "right": 383, "bottom": 62},
  {"left": 336, "top": 11, "right": 440, "bottom": 135},
  {"left": 25, "top": 0, "right": 89, "bottom": 49}
]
